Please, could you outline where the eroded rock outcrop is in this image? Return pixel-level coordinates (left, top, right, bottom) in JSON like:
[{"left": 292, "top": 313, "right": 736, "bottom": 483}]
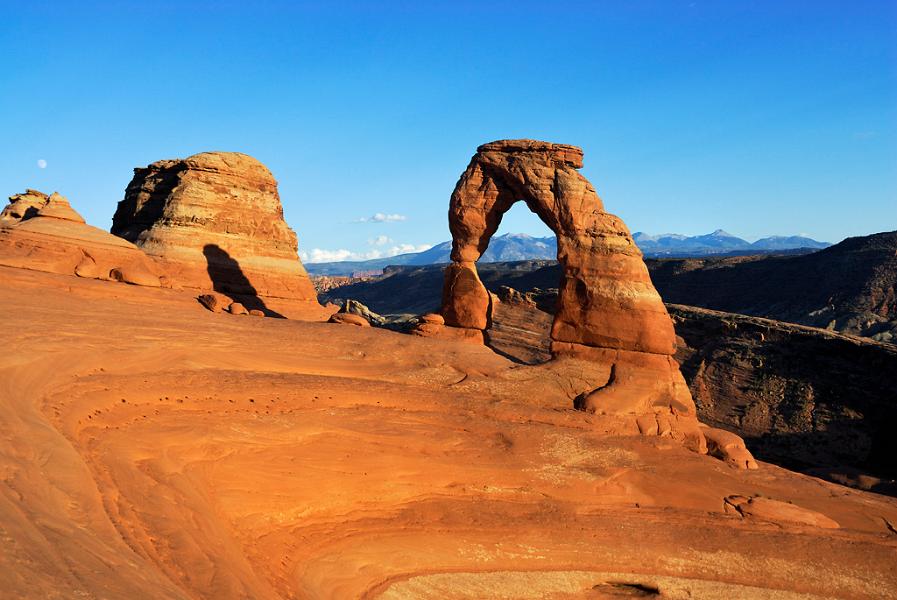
[
  {"left": 423, "top": 140, "right": 753, "bottom": 466},
  {"left": 111, "top": 152, "right": 320, "bottom": 315},
  {"left": 0, "top": 189, "right": 51, "bottom": 225},
  {"left": 724, "top": 495, "right": 839, "bottom": 529},
  {"left": 0, "top": 191, "right": 163, "bottom": 286}
]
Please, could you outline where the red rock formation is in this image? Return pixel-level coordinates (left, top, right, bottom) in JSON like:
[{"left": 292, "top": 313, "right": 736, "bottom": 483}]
[
  {"left": 724, "top": 495, "right": 840, "bottom": 529},
  {"left": 328, "top": 312, "right": 371, "bottom": 327},
  {"left": 0, "top": 189, "right": 51, "bottom": 225},
  {"left": 0, "top": 191, "right": 163, "bottom": 286},
  {"left": 441, "top": 140, "right": 675, "bottom": 354},
  {"left": 111, "top": 152, "right": 321, "bottom": 315},
  {"left": 431, "top": 140, "right": 754, "bottom": 466}
]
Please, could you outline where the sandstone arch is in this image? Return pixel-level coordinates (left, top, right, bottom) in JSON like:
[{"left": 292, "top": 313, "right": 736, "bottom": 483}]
[
  {"left": 442, "top": 139, "right": 673, "bottom": 354},
  {"left": 439, "top": 140, "right": 756, "bottom": 467}
]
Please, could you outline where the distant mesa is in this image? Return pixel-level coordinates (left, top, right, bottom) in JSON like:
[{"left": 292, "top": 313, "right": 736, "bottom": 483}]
[
  {"left": 111, "top": 151, "right": 322, "bottom": 316},
  {"left": 416, "top": 138, "right": 756, "bottom": 468},
  {"left": 0, "top": 190, "right": 163, "bottom": 286}
]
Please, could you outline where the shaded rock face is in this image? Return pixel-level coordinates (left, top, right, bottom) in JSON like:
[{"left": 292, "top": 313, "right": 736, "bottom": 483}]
[
  {"left": 0, "top": 192, "right": 162, "bottom": 286},
  {"left": 111, "top": 152, "right": 319, "bottom": 309},
  {"left": 670, "top": 304, "right": 897, "bottom": 487}
]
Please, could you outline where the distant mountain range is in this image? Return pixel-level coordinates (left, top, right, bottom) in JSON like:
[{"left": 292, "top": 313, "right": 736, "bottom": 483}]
[
  {"left": 318, "top": 231, "right": 896, "bottom": 344},
  {"left": 632, "top": 230, "right": 830, "bottom": 254},
  {"left": 305, "top": 231, "right": 830, "bottom": 276}
]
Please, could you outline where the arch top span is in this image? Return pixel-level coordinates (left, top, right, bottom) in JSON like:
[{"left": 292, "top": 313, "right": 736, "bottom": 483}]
[{"left": 476, "top": 139, "right": 584, "bottom": 168}]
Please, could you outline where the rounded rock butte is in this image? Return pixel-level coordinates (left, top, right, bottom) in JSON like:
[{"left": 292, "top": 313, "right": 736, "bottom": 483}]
[
  {"left": 437, "top": 139, "right": 755, "bottom": 466},
  {"left": 0, "top": 190, "right": 163, "bottom": 286},
  {"left": 111, "top": 151, "right": 322, "bottom": 315}
]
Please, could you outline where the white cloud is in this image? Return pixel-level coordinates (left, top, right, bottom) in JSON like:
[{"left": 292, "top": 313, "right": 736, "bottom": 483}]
[
  {"left": 368, "top": 235, "right": 393, "bottom": 246},
  {"left": 37, "top": 159, "right": 47, "bottom": 169},
  {"left": 300, "top": 242, "right": 432, "bottom": 263},
  {"left": 354, "top": 212, "right": 407, "bottom": 223}
]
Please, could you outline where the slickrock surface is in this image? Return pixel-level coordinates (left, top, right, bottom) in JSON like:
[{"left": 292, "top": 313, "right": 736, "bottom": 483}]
[
  {"left": 724, "top": 495, "right": 841, "bottom": 529},
  {"left": 428, "top": 140, "right": 728, "bottom": 462},
  {"left": 326, "top": 263, "right": 896, "bottom": 487},
  {"left": 0, "top": 191, "right": 163, "bottom": 286},
  {"left": 112, "top": 151, "right": 323, "bottom": 317},
  {"left": 1, "top": 266, "right": 896, "bottom": 599},
  {"left": 476, "top": 289, "right": 897, "bottom": 490}
]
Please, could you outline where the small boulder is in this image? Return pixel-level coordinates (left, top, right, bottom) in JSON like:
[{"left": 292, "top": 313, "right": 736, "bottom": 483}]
[
  {"left": 702, "top": 426, "right": 759, "bottom": 470},
  {"left": 228, "top": 302, "right": 248, "bottom": 316},
  {"left": 198, "top": 293, "right": 230, "bottom": 313},
  {"left": 109, "top": 265, "right": 162, "bottom": 287},
  {"left": 419, "top": 313, "right": 445, "bottom": 325},
  {"left": 328, "top": 312, "right": 370, "bottom": 327},
  {"left": 249, "top": 309, "right": 265, "bottom": 317},
  {"left": 339, "top": 299, "right": 386, "bottom": 326}
]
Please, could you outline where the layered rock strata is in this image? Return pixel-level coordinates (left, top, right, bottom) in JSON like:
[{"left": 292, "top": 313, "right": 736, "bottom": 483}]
[
  {"left": 0, "top": 191, "right": 163, "bottom": 286},
  {"left": 111, "top": 152, "right": 319, "bottom": 312},
  {"left": 425, "top": 140, "right": 754, "bottom": 466},
  {"left": 648, "top": 232, "right": 897, "bottom": 342},
  {"left": 670, "top": 303, "right": 897, "bottom": 487},
  {"left": 0, "top": 189, "right": 51, "bottom": 225}
]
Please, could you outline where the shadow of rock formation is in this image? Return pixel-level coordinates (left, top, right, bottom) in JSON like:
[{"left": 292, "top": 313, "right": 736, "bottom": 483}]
[{"left": 202, "top": 244, "right": 284, "bottom": 318}]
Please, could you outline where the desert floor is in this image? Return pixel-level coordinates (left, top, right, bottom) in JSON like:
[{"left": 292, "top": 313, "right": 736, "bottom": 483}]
[{"left": 1, "top": 266, "right": 895, "bottom": 599}]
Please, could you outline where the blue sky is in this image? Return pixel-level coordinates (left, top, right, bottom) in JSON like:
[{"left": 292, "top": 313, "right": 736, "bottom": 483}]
[{"left": 2, "top": 1, "right": 895, "bottom": 262}]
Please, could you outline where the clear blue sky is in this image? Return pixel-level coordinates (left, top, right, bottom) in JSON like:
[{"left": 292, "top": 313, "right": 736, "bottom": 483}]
[{"left": 2, "top": 1, "right": 895, "bottom": 262}]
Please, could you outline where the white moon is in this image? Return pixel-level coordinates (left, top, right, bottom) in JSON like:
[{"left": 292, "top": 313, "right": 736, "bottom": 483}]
[{"left": 37, "top": 159, "right": 47, "bottom": 169}]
